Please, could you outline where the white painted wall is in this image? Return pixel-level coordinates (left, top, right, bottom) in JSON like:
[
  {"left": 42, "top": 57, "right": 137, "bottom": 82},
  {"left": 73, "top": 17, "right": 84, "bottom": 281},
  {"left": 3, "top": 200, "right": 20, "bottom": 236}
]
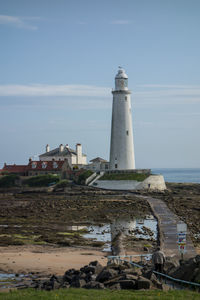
[
  {"left": 94, "top": 180, "right": 140, "bottom": 190},
  {"left": 137, "top": 175, "right": 166, "bottom": 191},
  {"left": 110, "top": 69, "right": 135, "bottom": 170},
  {"left": 94, "top": 175, "right": 166, "bottom": 191},
  {"left": 76, "top": 144, "right": 82, "bottom": 164}
]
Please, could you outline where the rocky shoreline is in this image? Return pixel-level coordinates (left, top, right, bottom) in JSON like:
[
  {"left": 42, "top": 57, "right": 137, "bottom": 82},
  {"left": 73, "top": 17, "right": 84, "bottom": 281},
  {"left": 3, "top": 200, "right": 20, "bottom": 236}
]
[{"left": 2, "top": 255, "right": 200, "bottom": 292}]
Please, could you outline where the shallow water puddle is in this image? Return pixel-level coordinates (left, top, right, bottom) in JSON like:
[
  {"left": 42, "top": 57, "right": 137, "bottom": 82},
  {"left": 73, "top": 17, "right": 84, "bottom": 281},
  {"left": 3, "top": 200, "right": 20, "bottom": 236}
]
[{"left": 82, "top": 215, "right": 157, "bottom": 251}]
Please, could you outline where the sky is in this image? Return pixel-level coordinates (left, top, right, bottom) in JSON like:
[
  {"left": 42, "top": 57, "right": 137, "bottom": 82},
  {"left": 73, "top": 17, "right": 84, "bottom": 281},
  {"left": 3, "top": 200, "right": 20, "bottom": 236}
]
[{"left": 0, "top": 0, "right": 200, "bottom": 168}]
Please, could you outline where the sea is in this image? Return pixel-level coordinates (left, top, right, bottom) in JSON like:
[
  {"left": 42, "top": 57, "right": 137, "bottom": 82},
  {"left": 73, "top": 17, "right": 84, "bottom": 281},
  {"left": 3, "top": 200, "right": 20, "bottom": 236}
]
[{"left": 151, "top": 168, "right": 200, "bottom": 183}]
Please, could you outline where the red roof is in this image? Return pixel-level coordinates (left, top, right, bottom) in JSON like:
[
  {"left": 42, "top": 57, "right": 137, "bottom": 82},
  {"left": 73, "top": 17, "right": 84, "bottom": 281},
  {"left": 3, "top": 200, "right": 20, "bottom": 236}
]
[
  {"left": 27, "top": 160, "right": 65, "bottom": 171},
  {"left": 3, "top": 165, "right": 28, "bottom": 173}
]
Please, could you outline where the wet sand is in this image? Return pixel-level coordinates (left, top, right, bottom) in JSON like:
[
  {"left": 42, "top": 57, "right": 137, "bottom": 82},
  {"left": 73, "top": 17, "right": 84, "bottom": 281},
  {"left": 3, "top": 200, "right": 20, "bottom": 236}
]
[
  {"left": 0, "top": 245, "right": 146, "bottom": 276},
  {"left": 0, "top": 245, "right": 107, "bottom": 275}
]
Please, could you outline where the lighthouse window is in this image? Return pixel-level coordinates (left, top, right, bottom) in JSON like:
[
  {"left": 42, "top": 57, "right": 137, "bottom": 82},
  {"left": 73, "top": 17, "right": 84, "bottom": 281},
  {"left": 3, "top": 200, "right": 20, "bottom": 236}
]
[
  {"left": 126, "top": 130, "right": 129, "bottom": 136},
  {"left": 115, "top": 164, "right": 118, "bottom": 169},
  {"left": 125, "top": 96, "right": 127, "bottom": 101}
]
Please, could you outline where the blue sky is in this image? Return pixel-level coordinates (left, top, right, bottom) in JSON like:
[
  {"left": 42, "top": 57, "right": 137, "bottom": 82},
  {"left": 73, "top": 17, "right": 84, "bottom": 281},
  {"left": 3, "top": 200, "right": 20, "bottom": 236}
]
[{"left": 0, "top": 0, "right": 200, "bottom": 168}]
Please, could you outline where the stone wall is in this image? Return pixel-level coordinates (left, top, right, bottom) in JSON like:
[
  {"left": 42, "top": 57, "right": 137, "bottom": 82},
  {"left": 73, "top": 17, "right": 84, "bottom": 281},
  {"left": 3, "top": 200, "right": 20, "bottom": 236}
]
[{"left": 93, "top": 175, "right": 166, "bottom": 191}]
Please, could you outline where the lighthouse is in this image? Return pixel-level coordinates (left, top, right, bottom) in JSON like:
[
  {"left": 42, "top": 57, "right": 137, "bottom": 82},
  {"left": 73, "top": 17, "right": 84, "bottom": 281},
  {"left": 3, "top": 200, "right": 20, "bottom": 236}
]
[{"left": 109, "top": 67, "right": 135, "bottom": 170}]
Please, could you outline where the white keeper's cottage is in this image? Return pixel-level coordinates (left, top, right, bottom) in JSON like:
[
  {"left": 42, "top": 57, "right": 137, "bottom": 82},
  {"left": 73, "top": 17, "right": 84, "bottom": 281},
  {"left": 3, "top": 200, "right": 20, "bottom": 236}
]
[{"left": 39, "top": 143, "right": 87, "bottom": 168}]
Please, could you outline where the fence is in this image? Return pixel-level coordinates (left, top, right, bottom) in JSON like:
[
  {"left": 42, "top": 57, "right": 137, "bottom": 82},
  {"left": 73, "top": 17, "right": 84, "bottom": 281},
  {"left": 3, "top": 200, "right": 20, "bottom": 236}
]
[{"left": 107, "top": 254, "right": 200, "bottom": 291}]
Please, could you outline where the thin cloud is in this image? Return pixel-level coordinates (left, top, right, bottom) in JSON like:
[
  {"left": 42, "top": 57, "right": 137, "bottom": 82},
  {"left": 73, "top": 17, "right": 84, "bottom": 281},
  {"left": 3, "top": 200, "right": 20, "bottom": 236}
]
[
  {"left": 0, "top": 84, "right": 110, "bottom": 97},
  {"left": 134, "top": 84, "right": 200, "bottom": 103},
  {"left": 0, "top": 15, "right": 38, "bottom": 30},
  {"left": 110, "top": 20, "right": 132, "bottom": 25}
]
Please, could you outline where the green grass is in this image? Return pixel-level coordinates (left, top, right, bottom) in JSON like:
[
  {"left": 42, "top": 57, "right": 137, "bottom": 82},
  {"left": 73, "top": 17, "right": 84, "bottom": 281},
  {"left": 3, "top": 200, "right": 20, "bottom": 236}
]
[
  {"left": 77, "top": 170, "right": 94, "bottom": 185},
  {"left": 24, "top": 174, "right": 60, "bottom": 187},
  {"left": 0, "top": 288, "right": 199, "bottom": 300},
  {"left": 100, "top": 173, "right": 149, "bottom": 181},
  {"left": 0, "top": 174, "right": 19, "bottom": 188}
]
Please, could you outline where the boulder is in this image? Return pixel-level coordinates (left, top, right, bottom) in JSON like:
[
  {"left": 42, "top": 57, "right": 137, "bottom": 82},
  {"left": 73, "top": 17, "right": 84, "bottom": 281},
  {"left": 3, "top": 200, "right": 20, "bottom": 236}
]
[
  {"left": 136, "top": 276, "right": 151, "bottom": 290},
  {"left": 83, "top": 281, "right": 105, "bottom": 289},
  {"left": 123, "top": 268, "right": 142, "bottom": 276},
  {"left": 109, "top": 283, "right": 121, "bottom": 290},
  {"left": 81, "top": 261, "right": 103, "bottom": 275},
  {"left": 118, "top": 280, "right": 136, "bottom": 289},
  {"left": 96, "top": 268, "right": 118, "bottom": 283},
  {"left": 70, "top": 279, "right": 86, "bottom": 288}
]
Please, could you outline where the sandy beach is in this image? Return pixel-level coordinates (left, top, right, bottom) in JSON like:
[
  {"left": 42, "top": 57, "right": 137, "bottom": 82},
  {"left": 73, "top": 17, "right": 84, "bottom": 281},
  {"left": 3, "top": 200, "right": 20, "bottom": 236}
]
[{"left": 0, "top": 245, "right": 108, "bottom": 276}]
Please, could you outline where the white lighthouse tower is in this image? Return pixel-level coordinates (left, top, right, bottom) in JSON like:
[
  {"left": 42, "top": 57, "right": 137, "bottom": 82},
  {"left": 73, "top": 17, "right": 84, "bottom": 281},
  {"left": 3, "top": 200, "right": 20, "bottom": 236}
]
[{"left": 109, "top": 67, "right": 135, "bottom": 170}]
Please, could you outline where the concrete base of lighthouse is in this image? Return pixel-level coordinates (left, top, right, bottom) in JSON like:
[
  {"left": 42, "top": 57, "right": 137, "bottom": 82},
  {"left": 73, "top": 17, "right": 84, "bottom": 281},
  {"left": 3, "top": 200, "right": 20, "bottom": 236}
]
[{"left": 91, "top": 169, "right": 166, "bottom": 191}]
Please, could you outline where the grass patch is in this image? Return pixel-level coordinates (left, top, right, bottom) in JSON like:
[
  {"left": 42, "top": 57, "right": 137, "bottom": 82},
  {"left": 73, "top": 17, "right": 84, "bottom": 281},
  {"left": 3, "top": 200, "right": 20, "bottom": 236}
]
[
  {"left": 0, "top": 288, "right": 200, "bottom": 300},
  {"left": 57, "top": 232, "right": 80, "bottom": 236},
  {"left": 77, "top": 170, "right": 94, "bottom": 185},
  {"left": 100, "top": 173, "right": 149, "bottom": 181},
  {"left": 0, "top": 174, "right": 19, "bottom": 188},
  {"left": 24, "top": 174, "right": 60, "bottom": 187}
]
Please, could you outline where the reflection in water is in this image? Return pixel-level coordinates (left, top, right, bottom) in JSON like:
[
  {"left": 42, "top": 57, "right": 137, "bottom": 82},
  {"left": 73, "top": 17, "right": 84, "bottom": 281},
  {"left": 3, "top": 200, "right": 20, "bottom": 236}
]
[
  {"left": 83, "top": 215, "right": 157, "bottom": 252},
  {"left": 110, "top": 218, "right": 136, "bottom": 240}
]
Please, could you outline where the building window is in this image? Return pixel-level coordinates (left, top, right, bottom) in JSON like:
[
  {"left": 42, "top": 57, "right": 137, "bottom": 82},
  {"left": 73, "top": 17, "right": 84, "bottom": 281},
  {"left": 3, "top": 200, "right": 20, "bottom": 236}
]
[
  {"left": 105, "top": 164, "right": 108, "bottom": 170},
  {"left": 53, "top": 162, "right": 58, "bottom": 169},
  {"left": 42, "top": 162, "right": 47, "bottom": 169},
  {"left": 125, "top": 96, "right": 128, "bottom": 101},
  {"left": 115, "top": 164, "right": 118, "bottom": 169},
  {"left": 126, "top": 130, "right": 129, "bottom": 136},
  {"left": 32, "top": 162, "right": 37, "bottom": 169}
]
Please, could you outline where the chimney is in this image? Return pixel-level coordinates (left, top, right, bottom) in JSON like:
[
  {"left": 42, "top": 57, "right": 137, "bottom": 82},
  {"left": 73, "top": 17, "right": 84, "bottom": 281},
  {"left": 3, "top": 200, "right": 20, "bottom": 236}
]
[
  {"left": 76, "top": 143, "right": 82, "bottom": 165},
  {"left": 46, "top": 144, "right": 50, "bottom": 153},
  {"left": 59, "top": 144, "right": 64, "bottom": 152}
]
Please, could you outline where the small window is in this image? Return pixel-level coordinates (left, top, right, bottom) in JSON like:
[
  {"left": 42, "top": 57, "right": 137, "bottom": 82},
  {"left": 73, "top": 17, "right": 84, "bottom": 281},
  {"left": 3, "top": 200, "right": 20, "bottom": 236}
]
[
  {"left": 125, "top": 96, "right": 128, "bottom": 101},
  {"left": 42, "top": 162, "right": 47, "bottom": 169},
  {"left": 115, "top": 164, "right": 118, "bottom": 169},
  {"left": 53, "top": 162, "right": 58, "bottom": 168},
  {"left": 32, "top": 162, "right": 37, "bottom": 169},
  {"left": 126, "top": 130, "right": 129, "bottom": 136}
]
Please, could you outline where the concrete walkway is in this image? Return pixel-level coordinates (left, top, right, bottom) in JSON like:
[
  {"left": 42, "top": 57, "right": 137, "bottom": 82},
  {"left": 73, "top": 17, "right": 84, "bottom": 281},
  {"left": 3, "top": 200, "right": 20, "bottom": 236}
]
[{"left": 143, "top": 196, "right": 196, "bottom": 258}]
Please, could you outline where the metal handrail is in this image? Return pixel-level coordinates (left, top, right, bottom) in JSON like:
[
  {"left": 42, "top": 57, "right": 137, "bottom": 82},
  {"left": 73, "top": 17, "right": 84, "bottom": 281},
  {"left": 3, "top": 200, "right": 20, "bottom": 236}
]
[{"left": 107, "top": 255, "right": 200, "bottom": 289}]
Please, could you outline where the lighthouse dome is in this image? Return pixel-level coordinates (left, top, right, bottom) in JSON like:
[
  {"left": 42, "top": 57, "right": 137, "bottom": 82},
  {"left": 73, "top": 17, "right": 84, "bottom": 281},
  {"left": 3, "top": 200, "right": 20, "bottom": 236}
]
[
  {"left": 115, "top": 67, "right": 128, "bottom": 79},
  {"left": 115, "top": 67, "right": 128, "bottom": 90}
]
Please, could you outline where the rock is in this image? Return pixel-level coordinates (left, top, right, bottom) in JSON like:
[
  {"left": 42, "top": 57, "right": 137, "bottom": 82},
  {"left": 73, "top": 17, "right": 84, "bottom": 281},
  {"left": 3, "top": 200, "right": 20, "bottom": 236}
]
[
  {"left": 193, "top": 268, "right": 200, "bottom": 282},
  {"left": 161, "top": 283, "right": 171, "bottom": 291},
  {"left": 62, "top": 274, "right": 73, "bottom": 284},
  {"left": 142, "top": 266, "right": 154, "bottom": 279},
  {"left": 123, "top": 268, "right": 142, "bottom": 276},
  {"left": 41, "top": 281, "right": 54, "bottom": 291},
  {"left": 122, "top": 274, "right": 138, "bottom": 281},
  {"left": 150, "top": 273, "right": 162, "bottom": 289},
  {"left": 81, "top": 261, "right": 103, "bottom": 275},
  {"left": 70, "top": 279, "right": 86, "bottom": 288},
  {"left": 109, "top": 283, "right": 121, "bottom": 290},
  {"left": 96, "top": 268, "right": 118, "bottom": 283},
  {"left": 136, "top": 276, "right": 151, "bottom": 290},
  {"left": 83, "top": 281, "right": 105, "bottom": 289},
  {"left": 118, "top": 280, "right": 136, "bottom": 289},
  {"left": 81, "top": 266, "right": 96, "bottom": 274},
  {"left": 164, "top": 257, "right": 179, "bottom": 275}
]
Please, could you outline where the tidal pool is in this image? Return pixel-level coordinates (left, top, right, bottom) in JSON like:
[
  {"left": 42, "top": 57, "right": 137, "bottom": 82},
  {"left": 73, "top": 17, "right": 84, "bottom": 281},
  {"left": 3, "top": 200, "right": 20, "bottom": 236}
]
[{"left": 83, "top": 215, "right": 157, "bottom": 251}]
